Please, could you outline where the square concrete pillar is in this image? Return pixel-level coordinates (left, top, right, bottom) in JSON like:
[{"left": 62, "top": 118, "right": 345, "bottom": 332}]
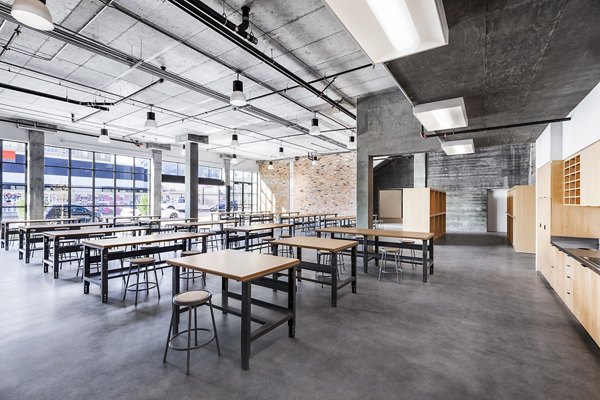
[
  {"left": 150, "top": 150, "right": 162, "bottom": 216},
  {"left": 184, "top": 142, "right": 198, "bottom": 218},
  {"left": 27, "top": 130, "right": 44, "bottom": 219}
]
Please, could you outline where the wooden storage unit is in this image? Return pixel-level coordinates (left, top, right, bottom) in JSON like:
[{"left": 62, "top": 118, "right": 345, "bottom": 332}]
[
  {"left": 506, "top": 185, "right": 536, "bottom": 253},
  {"left": 402, "top": 188, "right": 446, "bottom": 239},
  {"left": 563, "top": 154, "right": 581, "bottom": 205}
]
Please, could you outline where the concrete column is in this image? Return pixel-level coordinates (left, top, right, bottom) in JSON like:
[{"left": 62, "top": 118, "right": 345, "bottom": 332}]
[
  {"left": 356, "top": 147, "right": 373, "bottom": 228},
  {"left": 184, "top": 142, "right": 198, "bottom": 218},
  {"left": 413, "top": 153, "right": 427, "bottom": 188},
  {"left": 289, "top": 160, "right": 295, "bottom": 211},
  {"left": 150, "top": 150, "right": 162, "bottom": 216},
  {"left": 27, "top": 130, "right": 44, "bottom": 219},
  {"left": 223, "top": 158, "right": 231, "bottom": 212}
]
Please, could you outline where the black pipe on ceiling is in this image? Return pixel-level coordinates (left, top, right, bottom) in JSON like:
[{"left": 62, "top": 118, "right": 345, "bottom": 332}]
[
  {"left": 0, "top": 82, "right": 112, "bottom": 111},
  {"left": 168, "top": 0, "right": 357, "bottom": 121},
  {"left": 425, "top": 117, "right": 572, "bottom": 138}
]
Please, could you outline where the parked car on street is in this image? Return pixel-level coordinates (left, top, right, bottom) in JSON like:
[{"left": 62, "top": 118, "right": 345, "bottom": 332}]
[
  {"left": 161, "top": 204, "right": 180, "bottom": 219},
  {"left": 45, "top": 205, "right": 102, "bottom": 222},
  {"left": 209, "top": 200, "right": 238, "bottom": 212}
]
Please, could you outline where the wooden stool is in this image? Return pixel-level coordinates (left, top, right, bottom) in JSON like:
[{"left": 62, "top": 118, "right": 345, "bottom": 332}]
[
  {"left": 123, "top": 257, "right": 161, "bottom": 305},
  {"left": 180, "top": 250, "right": 205, "bottom": 288},
  {"left": 163, "top": 290, "right": 221, "bottom": 375},
  {"left": 277, "top": 235, "right": 293, "bottom": 257},
  {"left": 261, "top": 237, "right": 275, "bottom": 254},
  {"left": 400, "top": 240, "right": 416, "bottom": 270},
  {"left": 379, "top": 247, "right": 403, "bottom": 283}
]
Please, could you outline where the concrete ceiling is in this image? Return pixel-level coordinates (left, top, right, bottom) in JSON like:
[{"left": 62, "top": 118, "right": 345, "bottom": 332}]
[
  {"left": 385, "top": 0, "right": 600, "bottom": 148},
  {"left": 0, "top": 0, "right": 396, "bottom": 160}
]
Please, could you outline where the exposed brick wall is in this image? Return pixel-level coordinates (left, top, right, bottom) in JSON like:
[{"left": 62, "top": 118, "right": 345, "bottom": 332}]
[
  {"left": 258, "top": 153, "right": 357, "bottom": 215},
  {"left": 258, "top": 160, "right": 290, "bottom": 212}
]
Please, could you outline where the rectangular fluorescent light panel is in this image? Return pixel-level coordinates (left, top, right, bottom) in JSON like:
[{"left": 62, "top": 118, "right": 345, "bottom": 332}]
[
  {"left": 322, "top": 0, "right": 449, "bottom": 63},
  {"left": 413, "top": 97, "right": 468, "bottom": 131},
  {"left": 441, "top": 139, "right": 475, "bottom": 156}
]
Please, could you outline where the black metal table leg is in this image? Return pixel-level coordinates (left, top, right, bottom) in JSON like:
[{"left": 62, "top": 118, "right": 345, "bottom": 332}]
[
  {"left": 429, "top": 239, "right": 434, "bottom": 275},
  {"left": 18, "top": 229, "right": 23, "bottom": 259},
  {"left": 53, "top": 237, "right": 60, "bottom": 278},
  {"left": 351, "top": 246, "right": 357, "bottom": 293},
  {"left": 374, "top": 236, "right": 379, "bottom": 268},
  {"left": 225, "top": 230, "right": 231, "bottom": 249},
  {"left": 101, "top": 248, "right": 109, "bottom": 303},
  {"left": 362, "top": 235, "right": 369, "bottom": 273},
  {"left": 43, "top": 236, "right": 50, "bottom": 273},
  {"left": 172, "top": 265, "right": 181, "bottom": 333},
  {"left": 202, "top": 235, "right": 207, "bottom": 253},
  {"left": 331, "top": 251, "right": 338, "bottom": 307},
  {"left": 296, "top": 247, "right": 302, "bottom": 281},
  {"left": 422, "top": 240, "right": 428, "bottom": 283},
  {"left": 2, "top": 223, "right": 6, "bottom": 250},
  {"left": 25, "top": 230, "right": 31, "bottom": 263},
  {"left": 83, "top": 246, "right": 90, "bottom": 294},
  {"left": 221, "top": 277, "right": 229, "bottom": 314},
  {"left": 244, "top": 232, "right": 250, "bottom": 251},
  {"left": 288, "top": 266, "right": 296, "bottom": 337},
  {"left": 241, "top": 281, "right": 251, "bottom": 370}
]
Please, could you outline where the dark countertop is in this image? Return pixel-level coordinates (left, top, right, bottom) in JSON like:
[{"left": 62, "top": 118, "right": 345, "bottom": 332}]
[{"left": 551, "top": 236, "right": 600, "bottom": 274}]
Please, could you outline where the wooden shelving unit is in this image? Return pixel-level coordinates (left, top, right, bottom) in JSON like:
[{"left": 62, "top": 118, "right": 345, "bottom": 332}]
[
  {"left": 506, "top": 185, "right": 535, "bottom": 253},
  {"left": 563, "top": 155, "right": 581, "bottom": 205},
  {"left": 402, "top": 188, "right": 446, "bottom": 239}
]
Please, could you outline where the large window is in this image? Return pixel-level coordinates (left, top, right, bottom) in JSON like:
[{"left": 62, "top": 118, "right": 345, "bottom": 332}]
[
  {"left": 1, "top": 141, "right": 27, "bottom": 220},
  {"left": 231, "top": 170, "right": 258, "bottom": 212},
  {"left": 44, "top": 146, "right": 150, "bottom": 220},
  {"left": 161, "top": 162, "right": 222, "bottom": 179}
]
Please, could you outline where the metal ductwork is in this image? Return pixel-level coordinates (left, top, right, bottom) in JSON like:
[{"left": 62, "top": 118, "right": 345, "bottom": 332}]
[
  {"left": 424, "top": 117, "right": 572, "bottom": 138},
  {"left": 0, "top": 82, "right": 111, "bottom": 111},
  {"left": 235, "top": 6, "right": 256, "bottom": 44},
  {"left": 168, "top": 0, "right": 357, "bottom": 120}
]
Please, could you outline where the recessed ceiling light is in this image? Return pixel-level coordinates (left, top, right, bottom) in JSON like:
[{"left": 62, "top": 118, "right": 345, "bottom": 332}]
[
  {"left": 11, "top": 0, "right": 54, "bottom": 31},
  {"left": 441, "top": 139, "right": 474, "bottom": 156},
  {"left": 413, "top": 97, "right": 468, "bottom": 131},
  {"left": 322, "top": 0, "right": 448, "bottom": 63}
]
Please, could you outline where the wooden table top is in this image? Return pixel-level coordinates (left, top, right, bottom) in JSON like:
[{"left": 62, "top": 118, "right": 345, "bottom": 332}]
[
  {"left": 19, "top": 222, "right": 112, "bottom": 231},
  {"left": 325, "top": 215, "right": 356, "bottom": 221},
  {"left": 282, "top": 213, "right": 336, "bottom": 219},
  {"left": 146, "top": 218, "right": 198, "bottom": 224},
  {"left": 166, "top": 249, "right": 299, "bottom": 282},
  {"left": 43, "top": 226, "right": 149, "bottom": 238},
  {"left": 171, "top": 220, "right": 236, "bottom": 228},
  {"left": 107, "top": 215, "right": 161, "bottom": 221},
  {"left": 2, "top": 217, "right": 82, "bottom": 225},
  {"left": 271, "top": 236, "right": 358, "bottom": 252},
  {"left": 81, "top": 232, "right": 207, "bottom": 249},
  {"left": 224, "top": 223, "right": 292, "bottom": 232},
  {"left": 317, "top": 227, "right": 434, "bottom": 240}
]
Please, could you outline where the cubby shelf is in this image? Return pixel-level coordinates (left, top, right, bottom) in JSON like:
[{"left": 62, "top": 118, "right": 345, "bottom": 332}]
[
  {"left": 403, "top": 188, "right": 446, "bottom": 240},
  {"left": 564, "top": 155, "right": 581, "bottom": 205}
]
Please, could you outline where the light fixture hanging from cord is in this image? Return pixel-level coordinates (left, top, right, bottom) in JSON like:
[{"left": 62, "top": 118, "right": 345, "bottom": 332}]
[
  {"left": 309, "top": 113, "right": 320, "bottom": 136},
  {"left": 98, "top": 124, "right": 110, "bottom": 144},
  {"left": 11, "top": 0, "right": 54, "bottom": 31},
  {"left": 279, "top": 145, "right": 284, "bottom": 154},
  {"left": 308, "top": 151, "right": 319, "bottom": 166},
  {"left": 145, "top": 106, "right": 158, "bottom": 129},
  {"left": 231, "top": 152, "right": 238, "bottom": 165},
  {"left": 347, "top": 135, "right": 357, "bottom": 150},
  {"left": 230, "top": 73, "right": 247, "bottom": 107},
  {"left": 231, "top": 130, "right": 240, "bottom": 147},
  {"left": 268, "top": 161, "right": 274, "bottom": 170},
  {"left": 181, "top": 144, "right": 186, "bottom": 156}
]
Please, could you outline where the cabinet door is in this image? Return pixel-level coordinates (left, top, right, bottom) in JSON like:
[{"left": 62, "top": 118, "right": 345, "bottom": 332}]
[
  {"left": 590, "top": 272, "right": 600, "bottom": 346},
  {"left": 536, "top": 163, "right": 551, "bottom": 198},
  {"left": 580, "top": 147, "right": 592, "bottom": 206},
  {"left": 574, "top": 261, "right": 592, "bottom": 331},
  {"left": 588, "top": 143, "right": 600, "bottom": 206},
  {"left": 536, "top": 198, "right": 551, "bottom": 271}
]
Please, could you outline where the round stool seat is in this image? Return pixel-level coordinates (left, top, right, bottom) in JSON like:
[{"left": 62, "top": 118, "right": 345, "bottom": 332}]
[
  {"left": 130, "top": 257, "right": 155, "bottom": 265},
  {"left": 262, "top": 237, "right": 275, "bottom": 242},
  {"left": 181, "top": 250, "right": 201, "bottom": 257},
  {"left": 280, "top": 234, "right": 292, "bottom": 239},
  {"left": 381, "top": 247, "right": 401, "bottom": 253},
  {"left": 400, "top": 239, "right": 415, "bottom": 244},
  {"left": 173, "top": 290, "right": 211, "bottom": 306}
]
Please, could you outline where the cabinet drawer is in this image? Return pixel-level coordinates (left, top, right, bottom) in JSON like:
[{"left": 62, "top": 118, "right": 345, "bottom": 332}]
[
  {"left": 565, "top": 276, "right": 574, "bottom": 294},
  {"left": 565, "top": 290, "right": 574, "bottom": 312},
  {"left": 565, "top": 263, "right": 574, "bottom": 280}
]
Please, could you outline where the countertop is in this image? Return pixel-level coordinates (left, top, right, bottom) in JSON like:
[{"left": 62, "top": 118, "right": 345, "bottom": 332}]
[{"left": 551, "top": 236, "right": 600, "bottom": 274}]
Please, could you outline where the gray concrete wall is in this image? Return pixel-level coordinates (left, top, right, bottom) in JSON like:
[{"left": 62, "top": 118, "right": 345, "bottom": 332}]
[
  {"left": 428, "top": 144, "right": 533, "bottom": 232},
  {"left": 150, "top": 150, "right": 162, "bottom": 216},
  {"left": 27, "top": 130, "right": 44, "bottom": 219}
]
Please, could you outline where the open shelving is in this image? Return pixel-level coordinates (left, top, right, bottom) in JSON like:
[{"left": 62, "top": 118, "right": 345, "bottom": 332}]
[
  {"left": 563, "top": 155, "right": 581, "bottom": 205},
  {"left": 403, "top": 188, "right": 446, "bottom": 240}
]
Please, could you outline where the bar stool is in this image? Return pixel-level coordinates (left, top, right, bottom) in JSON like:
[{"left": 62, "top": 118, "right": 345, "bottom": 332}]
[
  {"left": 400, "top": 240, "right": 417, "bottom": 270},
  {"left": 373, "top": 219, "right": 384, "bottom": 229},
  {"left": 277, "top": 234, "right": 294, "bottom": 258},
  {"left": 379, "top": 247, "right": 403, "bottom": 284},
  {"left": 180, "top": 250, "right": 206, "bottom": 289},
  {"left": 123, "top": 257, "right": 161, "bottom": 306},
  {"left": 163, "top": 290, "right": 221, "bottom": 375},
  {"left": 260, "top": 237, "right": 275, "bottom": 254},
  {"left": 316, "top": 250, "right": 343, "bottom": 286}
]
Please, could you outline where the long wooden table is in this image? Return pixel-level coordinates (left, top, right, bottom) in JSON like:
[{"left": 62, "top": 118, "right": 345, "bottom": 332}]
[
  {"left": 167, "top": 249, "right": 299, "bottom": 370},
  {"left": 82, "top": 232, "right": 207, "bottom": 303},
  {"left": 18, "top": 222, "right": 112, "bottom": 263},
  {"left": 106, "top": 215, "right": 161, "bottom": 226},
  {"left": 225, "top": 223, "right": 293, "bottom": 251},
  {"left": 42, "top": 226, "right": 151, "bottom": 278},
  {"left": 323, "top": 216, "right": 356, "bottom": 228},
  {"left": 270, "top": 236, "right": 357, "bottom": 307},
  {"left": 280, "top": 213, "right": 338, "bottom": 233},
  {"left": 316, "top": 227, "right": 435, "bottom": 282},
  {"left": 2, "top": 217, "right": 82, "bottom": 251}
]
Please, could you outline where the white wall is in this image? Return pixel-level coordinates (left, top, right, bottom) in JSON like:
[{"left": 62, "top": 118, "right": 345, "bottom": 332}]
[
  {"left": 562, "top": 81, "right": 600, "bottom": 158},
  {"left": 536, "top": 122, "right": 563, "bottom": 168}
]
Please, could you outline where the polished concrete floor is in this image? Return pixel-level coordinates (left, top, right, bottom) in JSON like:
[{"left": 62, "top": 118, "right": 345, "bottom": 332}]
[{"left": 1, "top": 233, "right": 600, "bottom": 400}]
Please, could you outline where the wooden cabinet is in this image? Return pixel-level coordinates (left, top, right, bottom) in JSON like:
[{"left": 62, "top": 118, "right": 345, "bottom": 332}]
[
  {"left": 402, "top": 188, "right": 446, "bottom": 239},
  {"left": 536, "top": 197, "right": 551, "bottom": 271},
  {"left": 574, "top": 260, "right": 592, "bottom": 331},
  {"left": 565, "top": 141, "right": 600, "bottom": 207},
  {"left": 507, "top": 185, "right": 536, "bottom": 253}
]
